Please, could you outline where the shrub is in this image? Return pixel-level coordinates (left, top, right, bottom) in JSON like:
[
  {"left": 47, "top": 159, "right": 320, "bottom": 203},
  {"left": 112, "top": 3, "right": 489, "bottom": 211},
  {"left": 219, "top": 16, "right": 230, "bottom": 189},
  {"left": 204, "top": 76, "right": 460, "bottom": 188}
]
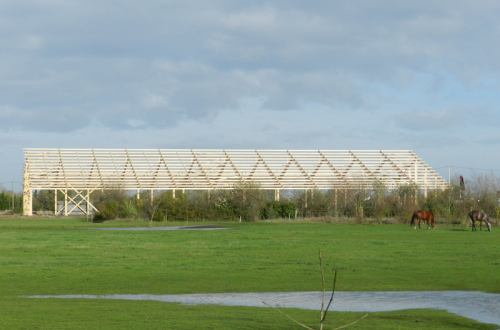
[
  {"left": 92, "top": 189, "right": 128, "bottom": 221},
  {"left": 228, "top": 181, "right": 267, "bottom": 221},
  {"left": 121, "top": 201, "right": 138, "bottom": 219},
  {"left": 94, "top": 200, "right": 120, "bottom": 221},
  {"left": 260, "top": 200, "right": 298, "bottom": 219}
]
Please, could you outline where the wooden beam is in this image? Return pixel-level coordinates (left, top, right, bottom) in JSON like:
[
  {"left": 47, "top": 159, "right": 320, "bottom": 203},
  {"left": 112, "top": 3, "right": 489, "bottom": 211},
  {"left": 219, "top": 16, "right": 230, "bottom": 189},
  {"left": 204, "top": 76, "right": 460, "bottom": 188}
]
[{"left": 23, "top": 149, "right": 449, "bottom": 193}]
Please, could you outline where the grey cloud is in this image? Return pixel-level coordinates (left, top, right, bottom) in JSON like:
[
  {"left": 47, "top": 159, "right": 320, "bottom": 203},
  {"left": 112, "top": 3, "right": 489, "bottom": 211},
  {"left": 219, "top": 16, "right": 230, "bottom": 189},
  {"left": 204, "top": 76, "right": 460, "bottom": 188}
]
[
  {"left": 474, "top": 137, "right": 500, "bottom": 146},
  {"left": 394, "top": 108, "right": 469, "bottom": 131},
  {"left": 1, "top": 0, "right": 500, "bottom": 133},
  {"left": 393, "top": 107, "right": 499, "bottom": 132}
]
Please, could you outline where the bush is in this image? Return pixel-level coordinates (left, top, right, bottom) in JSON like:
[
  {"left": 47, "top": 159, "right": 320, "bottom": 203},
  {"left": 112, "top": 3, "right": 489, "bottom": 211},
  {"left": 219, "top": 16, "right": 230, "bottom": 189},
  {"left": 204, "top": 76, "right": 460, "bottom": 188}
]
[
  {"left": 92, "top": 189, "right": 128, "bottom": 221},
  {"left": 228, "top": 181, "right": 267, "bottom": 221},
  {"left": 0, "top": 191, "right": 10, "bottom": 210},
  {"left": 121, "top": 201, "right": 138, "bottom": 219},
  {"left": 260, "top": 200, "right": 297, "bottom": 219},
  {"left": 94, "top": 200, "right": 120, "bottom": 221},
  {"left": 81, "top": 174, "right": 500, "bottom": 223}
]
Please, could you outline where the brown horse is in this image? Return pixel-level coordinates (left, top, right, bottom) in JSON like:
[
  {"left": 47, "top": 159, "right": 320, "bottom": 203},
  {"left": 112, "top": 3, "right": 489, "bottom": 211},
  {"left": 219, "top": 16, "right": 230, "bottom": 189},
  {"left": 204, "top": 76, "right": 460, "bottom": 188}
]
[
  {"left": 467, "top": 210, "right": 491, "bottom": 232},
  {"left": 411, "top": 210, "right": 435, "bottom": 229}
]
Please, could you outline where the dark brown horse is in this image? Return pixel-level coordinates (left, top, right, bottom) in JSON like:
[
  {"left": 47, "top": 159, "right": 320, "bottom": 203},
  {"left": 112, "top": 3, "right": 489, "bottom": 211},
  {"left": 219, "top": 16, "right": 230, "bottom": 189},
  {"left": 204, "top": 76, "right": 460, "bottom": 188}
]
[
  {"left": 467, "top": 210, "right": 491, "bottom": 232},
  {"left": 411, "top": 210, "right": 435, "bottom": 229}
]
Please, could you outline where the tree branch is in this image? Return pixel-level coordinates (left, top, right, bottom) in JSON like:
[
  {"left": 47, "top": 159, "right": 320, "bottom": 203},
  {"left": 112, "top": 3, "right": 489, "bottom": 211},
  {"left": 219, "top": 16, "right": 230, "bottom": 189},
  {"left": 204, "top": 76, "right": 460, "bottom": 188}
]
[
  {"left": 321, "top": 269, "right": 337, "bottom": 323},
  {"left": 319, "top": 249, "right": 326, "bottom": 328}
]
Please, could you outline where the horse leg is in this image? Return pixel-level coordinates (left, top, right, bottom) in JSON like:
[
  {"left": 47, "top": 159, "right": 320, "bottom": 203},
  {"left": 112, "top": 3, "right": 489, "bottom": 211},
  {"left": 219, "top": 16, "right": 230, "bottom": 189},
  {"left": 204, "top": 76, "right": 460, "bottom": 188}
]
[
  {"left": 418, "top": 218, "right": 421, "bottom": 229},
  {"left": 471, "top": 220, "right": 476, "bottom": 231},
  {"left": 480, "top": 221, "right": 482, "bottom": 231},
  {"left": 427, "top": 219, "right": 430, "bottom": 229}
]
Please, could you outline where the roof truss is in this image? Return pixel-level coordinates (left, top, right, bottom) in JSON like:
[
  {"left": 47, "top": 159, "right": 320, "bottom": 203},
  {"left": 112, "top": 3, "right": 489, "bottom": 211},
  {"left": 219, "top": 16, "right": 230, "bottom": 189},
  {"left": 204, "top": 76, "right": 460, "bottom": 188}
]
[{"left": 23, "top": 149, "right": 448, "bottom": 191}]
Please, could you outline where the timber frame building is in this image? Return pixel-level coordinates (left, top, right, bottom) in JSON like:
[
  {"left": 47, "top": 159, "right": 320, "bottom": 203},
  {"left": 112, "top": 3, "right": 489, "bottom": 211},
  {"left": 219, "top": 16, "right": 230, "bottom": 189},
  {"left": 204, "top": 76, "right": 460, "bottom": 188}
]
[{"left": 23, "top": 149, "right": 448, "bottom": 216}]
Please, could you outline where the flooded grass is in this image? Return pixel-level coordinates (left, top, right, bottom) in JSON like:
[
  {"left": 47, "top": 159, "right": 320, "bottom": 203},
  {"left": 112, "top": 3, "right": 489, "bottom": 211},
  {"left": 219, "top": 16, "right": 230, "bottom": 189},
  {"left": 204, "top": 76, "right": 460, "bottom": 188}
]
[{"left": 1, "top": 297, "right": 497, "bottom": 330}]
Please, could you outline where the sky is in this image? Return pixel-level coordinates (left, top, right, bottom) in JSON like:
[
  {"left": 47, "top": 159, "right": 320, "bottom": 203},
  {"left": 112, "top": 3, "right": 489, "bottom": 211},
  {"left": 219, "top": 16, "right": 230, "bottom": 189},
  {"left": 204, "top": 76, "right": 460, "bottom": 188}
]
[{"left": 1, "top": 0, "right": 500, "bottom": 191}]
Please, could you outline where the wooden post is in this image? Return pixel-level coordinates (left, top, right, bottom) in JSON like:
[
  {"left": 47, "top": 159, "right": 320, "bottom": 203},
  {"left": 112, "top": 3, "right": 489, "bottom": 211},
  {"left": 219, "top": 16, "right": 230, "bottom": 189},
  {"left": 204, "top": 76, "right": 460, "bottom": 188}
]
[
  {"left": 54, "top": 190, "right": 57, "bottom": 215},
  {"left": 86, "top": 190, "right": 90, "bottom": 215},
  {"left": 275, "top": 189, "right": 279, "bottom": 201},
  {"left": 22, "top": 164, "right": 33, "bottom": 216},
  {"left": 344, "top": 188, "right": 347, "bottom": 208},
  {"left": 415, "top": 161, "right": 418, "bottom": 184},
  {"left": 434, "top": 173, "right": 437, "bottom": 197},
  {"left": 173, "top": 189, "right": 176, "bottom": 199},
  {"left": 335, "top": 189, "right": 337, "bottom": 217},
  {"left": 64, "top": 188, "right": 68, "bottom": 216},
  {"left": 137, "top": 189, "right": 140, "bottom": 200},
  {"left": 424, "top": 168, "right": 428, "bottom": 198},
  {"left": 305, "top": 189, "right": 308, "bottom": 208}
]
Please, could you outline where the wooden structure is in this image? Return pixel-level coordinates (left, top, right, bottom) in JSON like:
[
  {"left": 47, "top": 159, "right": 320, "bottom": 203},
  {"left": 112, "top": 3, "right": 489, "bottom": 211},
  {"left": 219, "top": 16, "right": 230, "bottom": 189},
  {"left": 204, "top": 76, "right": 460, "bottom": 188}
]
[{"left": 23, "top": 149, "right": 448, "bottom": 216}]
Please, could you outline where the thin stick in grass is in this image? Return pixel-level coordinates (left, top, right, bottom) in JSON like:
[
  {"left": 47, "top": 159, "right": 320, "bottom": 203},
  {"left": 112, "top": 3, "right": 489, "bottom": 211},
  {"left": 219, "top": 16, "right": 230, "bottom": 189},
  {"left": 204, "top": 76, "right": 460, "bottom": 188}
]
[
  {"left": 319, "top": 249, "right": 326, "bottom": 326},
  {"left": 321, "top": 268, "right": 337, "bottom": 323}
]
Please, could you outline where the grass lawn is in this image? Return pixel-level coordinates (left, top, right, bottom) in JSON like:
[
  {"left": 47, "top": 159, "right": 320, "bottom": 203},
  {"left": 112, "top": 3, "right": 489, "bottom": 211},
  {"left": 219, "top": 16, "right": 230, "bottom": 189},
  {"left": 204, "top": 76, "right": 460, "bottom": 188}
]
[
  {"left": 0, "top": 218, "right": 499, "bottom": 329},
  {"left": 0, "top": 298, "right": 497, "bottom": 329}
]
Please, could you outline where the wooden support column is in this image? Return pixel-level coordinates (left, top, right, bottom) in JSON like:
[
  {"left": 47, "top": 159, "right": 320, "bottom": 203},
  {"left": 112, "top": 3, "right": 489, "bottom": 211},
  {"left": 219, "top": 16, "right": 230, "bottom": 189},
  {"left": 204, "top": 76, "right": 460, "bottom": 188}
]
[
  {"left": 305, "top": 189, "right": 308, "bottom": 208},
  {"left": 22, "top": 188, "right": 32, "bottom": 216},
  {"left": 274, "top": 189, "right": 279, "bottom": 201},
  {"left": 434, "top": 173, "right": 437, "bottom": 197},
  {"left": 334, "top": 189, "right": 337, "bottom": 217},
  {"left": 86, "top": 190, "right": 89, "bottom": 215},
  {"left": 173, "top": 189, "right": 176, "bottom": 199},
  {"left": 414, "top": 161, "right": 418, "bottom": 204},
  {"left": 54, "top": 189, "right": 57, "bottom": 215},
  {"left": 64, "top": 188, "right": 68, "bottom": 216},
  {"left": 424, "top": 168, "right": 428, "bottom": 198},
  {"left": 137, "top": 189, "right": 140, "bottom": 200},
  {"left": 22, "top": 163, "right": 33, "bottom": 216}
]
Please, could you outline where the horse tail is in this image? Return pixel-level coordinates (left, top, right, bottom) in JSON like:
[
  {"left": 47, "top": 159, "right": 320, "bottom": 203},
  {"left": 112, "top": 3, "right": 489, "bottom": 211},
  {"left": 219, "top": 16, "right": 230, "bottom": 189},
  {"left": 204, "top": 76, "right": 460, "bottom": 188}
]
[
  {"left": 466, "top": 212, "right": 473, "bottom": 229},
  {"left": 410, "top": 211, "right": 416, "bottom": 225},
  {"left": 466, "top": 212, "right": 471, "bottom": 222}
]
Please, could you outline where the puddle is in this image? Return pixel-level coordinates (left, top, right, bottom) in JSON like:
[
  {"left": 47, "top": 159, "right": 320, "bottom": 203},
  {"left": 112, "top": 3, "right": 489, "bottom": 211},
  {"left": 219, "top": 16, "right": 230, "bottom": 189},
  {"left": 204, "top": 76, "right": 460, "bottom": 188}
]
[
  {"left": 26, "top": 291, "right": 500, "bottom": 327},
  {"left": 88, "top": 225, "right": 232, "bottom": 231}
]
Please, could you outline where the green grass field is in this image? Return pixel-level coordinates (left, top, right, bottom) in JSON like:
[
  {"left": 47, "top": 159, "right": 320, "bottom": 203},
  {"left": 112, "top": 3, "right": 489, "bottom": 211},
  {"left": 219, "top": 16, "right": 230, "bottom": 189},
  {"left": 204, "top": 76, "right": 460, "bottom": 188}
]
[{"left": 0, "top": 218, "right": 498, "bottom": 329}]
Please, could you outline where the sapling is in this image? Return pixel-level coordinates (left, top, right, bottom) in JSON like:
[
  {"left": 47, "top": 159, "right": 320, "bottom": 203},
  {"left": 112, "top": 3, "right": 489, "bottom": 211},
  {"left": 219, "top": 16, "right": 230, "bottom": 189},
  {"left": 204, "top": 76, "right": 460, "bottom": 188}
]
[{"left": 263, "top": 249, "right": 368, "bottom": 330}]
